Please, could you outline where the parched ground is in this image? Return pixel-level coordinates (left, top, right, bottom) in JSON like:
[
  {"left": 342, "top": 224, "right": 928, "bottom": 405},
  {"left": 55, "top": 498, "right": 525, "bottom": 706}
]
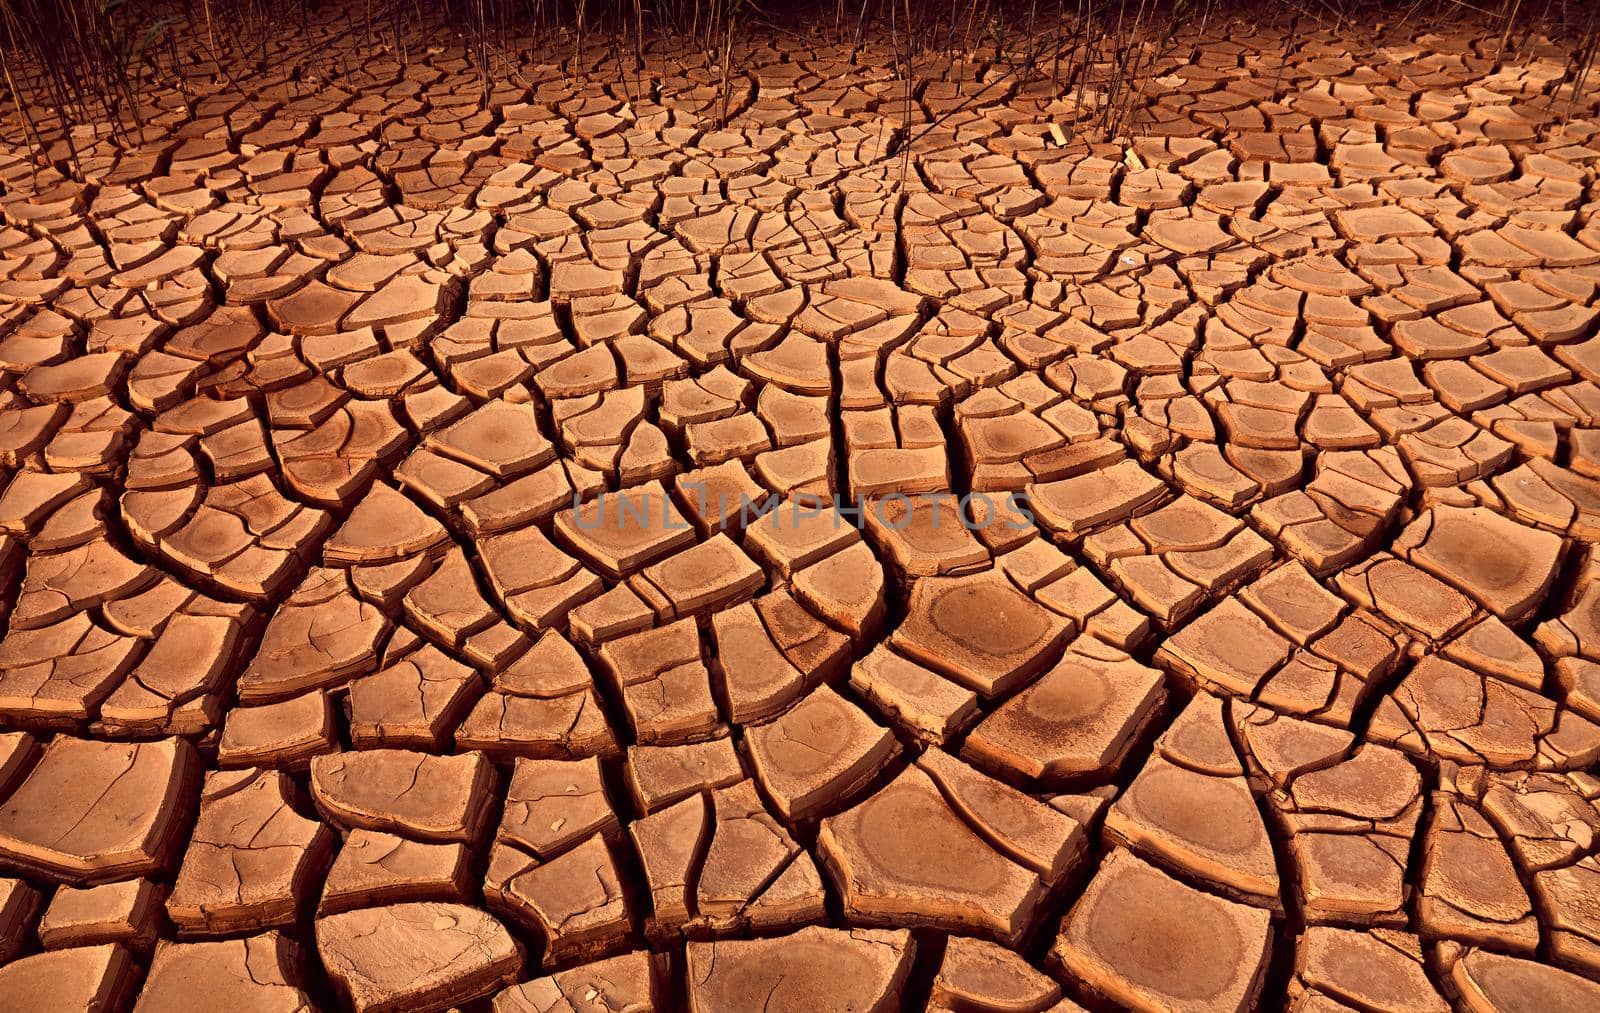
[{"left": 1, "top": 6, "right": 1600, "bottom": 1010}]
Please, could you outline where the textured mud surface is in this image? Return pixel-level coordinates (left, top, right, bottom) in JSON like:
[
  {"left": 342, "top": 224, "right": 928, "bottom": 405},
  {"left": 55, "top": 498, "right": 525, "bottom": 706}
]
[{"left": 2, "top": 7, "right": 1600, "bottom": 1011}]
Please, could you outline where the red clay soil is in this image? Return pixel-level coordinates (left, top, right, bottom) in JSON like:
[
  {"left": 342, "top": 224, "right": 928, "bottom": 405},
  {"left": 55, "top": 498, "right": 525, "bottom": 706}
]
[{"left": 1, "top": 5, "right": 1600, "bottom": 1010}]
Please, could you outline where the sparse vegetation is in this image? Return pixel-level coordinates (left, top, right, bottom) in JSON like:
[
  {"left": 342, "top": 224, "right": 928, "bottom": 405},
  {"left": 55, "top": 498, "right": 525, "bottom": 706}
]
[{"left": 1, "top": 0, "right": 1597, "bottom": 174}]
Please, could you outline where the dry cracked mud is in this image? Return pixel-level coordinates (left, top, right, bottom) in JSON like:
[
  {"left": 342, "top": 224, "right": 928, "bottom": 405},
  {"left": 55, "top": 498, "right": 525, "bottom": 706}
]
[{"left": 2, "top": 3, "right": 1600, "bottom": 1010}]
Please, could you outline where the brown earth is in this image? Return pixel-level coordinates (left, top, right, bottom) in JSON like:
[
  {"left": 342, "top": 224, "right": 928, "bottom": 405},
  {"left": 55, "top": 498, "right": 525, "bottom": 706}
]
[{"left": 1, "top": 5, "right": 1600, "bottom": 1010}]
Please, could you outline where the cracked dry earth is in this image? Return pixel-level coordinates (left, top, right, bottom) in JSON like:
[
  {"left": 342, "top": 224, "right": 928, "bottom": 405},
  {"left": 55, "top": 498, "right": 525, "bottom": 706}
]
[{"left": 6, "top": 10, "right": 1600, "bottom": 1013}]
